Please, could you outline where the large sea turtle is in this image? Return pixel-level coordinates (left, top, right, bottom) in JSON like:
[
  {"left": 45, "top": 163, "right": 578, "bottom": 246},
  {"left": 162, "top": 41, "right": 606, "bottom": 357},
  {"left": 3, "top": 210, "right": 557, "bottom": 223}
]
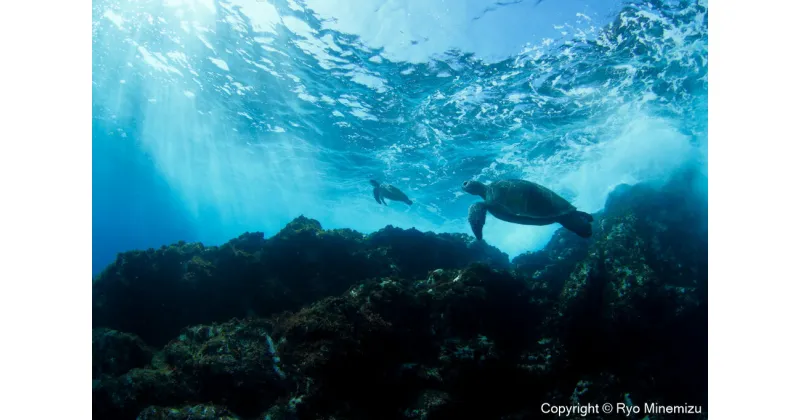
[
  {"left": 461, "top": 179, "right": 593, "bottom": 240},
  {"left": 370, "top": 180, "right": 413, "bottom": 206}
]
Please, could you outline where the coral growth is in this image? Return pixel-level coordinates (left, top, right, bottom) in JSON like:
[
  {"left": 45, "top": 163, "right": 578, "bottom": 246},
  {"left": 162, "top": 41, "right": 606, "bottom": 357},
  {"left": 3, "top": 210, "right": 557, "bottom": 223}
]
[{"left": 93, "top": 174, "right": 708, "bottom": 419}]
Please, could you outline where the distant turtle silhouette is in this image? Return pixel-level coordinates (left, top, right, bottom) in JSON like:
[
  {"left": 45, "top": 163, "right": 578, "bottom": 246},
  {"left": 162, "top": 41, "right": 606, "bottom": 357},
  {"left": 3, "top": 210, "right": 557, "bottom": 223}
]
[
  {"left": 461, "top": 179, "right": 593, "bottom": 240},
  {"left": 370, "top": 180, "right": 413, "bottom": 206}
]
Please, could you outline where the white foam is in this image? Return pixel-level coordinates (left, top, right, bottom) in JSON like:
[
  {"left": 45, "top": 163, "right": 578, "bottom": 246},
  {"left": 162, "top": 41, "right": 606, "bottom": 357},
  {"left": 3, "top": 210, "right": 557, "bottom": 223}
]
[
  {"left": 282, "top": 15, "right": 315, "bottom": 38},
  {"left": 480, "top": 108, "right": 703, "bottom": 256},
  {"left": 229, "top": 0, "right": 280, "bottom": 34},
  {"left": 209, "top": 57, "right": 229, "bottom": 71},
  {"left": 137, "top": 46, "right": 183, "bottom": 76},
  {"left": 103, "top": 10, "right": 124, "bottom": 30},
  {"left": 346, "top": 70, "right": 388, "bottom": 93}
]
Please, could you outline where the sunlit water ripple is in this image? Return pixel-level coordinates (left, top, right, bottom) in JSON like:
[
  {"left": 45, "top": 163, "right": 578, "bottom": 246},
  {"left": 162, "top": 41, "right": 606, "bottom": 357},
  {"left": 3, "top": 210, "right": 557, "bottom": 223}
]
[{"left": 92, "top": 0, "right": 708, "bottom": 263}]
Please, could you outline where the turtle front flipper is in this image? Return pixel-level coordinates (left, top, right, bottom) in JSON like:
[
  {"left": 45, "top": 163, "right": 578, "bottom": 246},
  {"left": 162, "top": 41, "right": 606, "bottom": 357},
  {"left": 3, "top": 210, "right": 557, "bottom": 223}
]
[
  {"left": 373, "top": 187, "right": 382, "bottom": 204},
  {"left": 468, "top": 202, "right": 488, "bottom": 241}
]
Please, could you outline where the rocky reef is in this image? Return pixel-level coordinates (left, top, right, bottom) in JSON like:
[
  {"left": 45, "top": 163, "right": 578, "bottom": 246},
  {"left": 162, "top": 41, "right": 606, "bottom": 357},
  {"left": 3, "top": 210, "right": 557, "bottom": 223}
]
[{"left": 93, "top": 172, "right": 708, "bottom": 419}]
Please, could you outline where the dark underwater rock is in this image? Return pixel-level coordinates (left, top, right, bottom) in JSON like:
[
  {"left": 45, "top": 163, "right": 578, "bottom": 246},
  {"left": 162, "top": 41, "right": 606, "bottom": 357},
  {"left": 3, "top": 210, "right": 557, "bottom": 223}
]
[
  {"left": 93, "top": 328, "right": 154, "bottom": 380},
  {"left": 258, "top": 264, "right": 555, "bottom": 419},
  {"left": 266, "top": 277, "right": 432, "bottom": 419},
  {"left": 511, "top": 227, "right": 592, "bottom": 298},
  {"left": 92, "top": 367, "right": 197, "bottom": 420},
  {"left": 161, "top": 319, "right": 290, "bottom": 418},
  {"left": 366, "top": 226, "right": 510, "bottom": 278},
  {"left": 551, "top": 176, "right": 708, "bottom": 410},
  {"left": 92, "top": 215, "right": 507, "bottom": 347},
  {"left": 421, "top": 265, "right": 546, "bottom": 355},
  {"left": 136, "top": 404, "right": 241, "bottom": 420},
  {"left": 92, "top": 171, "right": 708, "bottom": 419}
]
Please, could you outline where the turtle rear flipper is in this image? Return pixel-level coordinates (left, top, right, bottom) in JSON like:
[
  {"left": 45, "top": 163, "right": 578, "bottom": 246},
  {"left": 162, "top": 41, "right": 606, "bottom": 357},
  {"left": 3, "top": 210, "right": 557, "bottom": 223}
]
[
  {"left": 398, "top": 192, "right": 412, "bottom": 205},
  {"left": 559, "top": 211, "right": 593, "bottom": 238}
]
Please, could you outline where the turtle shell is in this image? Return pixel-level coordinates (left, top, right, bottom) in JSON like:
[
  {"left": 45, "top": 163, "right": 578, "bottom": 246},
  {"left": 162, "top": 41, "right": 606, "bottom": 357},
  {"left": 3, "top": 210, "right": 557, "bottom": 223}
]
[{"left": 485, "top": 179, "right": 575, "bottom": 219}]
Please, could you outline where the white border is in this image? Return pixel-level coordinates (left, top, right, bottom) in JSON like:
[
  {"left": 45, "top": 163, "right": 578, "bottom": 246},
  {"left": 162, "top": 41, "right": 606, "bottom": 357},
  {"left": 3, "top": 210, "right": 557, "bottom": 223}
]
[
  {"left": 710, "top": 0, "right": 800, "bottom": 418},
  {"left": 0, "top": 0, "right": 90, "bottom": 417}
]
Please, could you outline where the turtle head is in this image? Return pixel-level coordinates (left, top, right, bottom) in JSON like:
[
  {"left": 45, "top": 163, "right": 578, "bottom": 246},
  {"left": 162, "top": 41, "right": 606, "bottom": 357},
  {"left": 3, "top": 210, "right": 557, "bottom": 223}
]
[
  {"left": 369, "top": 179, "right": 380, "bottom": 187},
  {"left": 462, "top": 180, "right": 487, "bottom": 199}
]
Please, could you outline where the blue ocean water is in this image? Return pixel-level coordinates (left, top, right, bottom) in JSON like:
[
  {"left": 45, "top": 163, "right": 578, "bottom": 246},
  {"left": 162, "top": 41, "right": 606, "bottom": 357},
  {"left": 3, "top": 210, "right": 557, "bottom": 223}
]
[{"left": 92, "top": 0, "right": 708, "bottom": 275}]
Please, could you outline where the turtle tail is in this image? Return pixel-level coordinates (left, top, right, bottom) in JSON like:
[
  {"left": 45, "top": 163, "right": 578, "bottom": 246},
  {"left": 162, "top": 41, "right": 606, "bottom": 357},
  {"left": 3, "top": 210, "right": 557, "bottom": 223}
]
[{"left": 560, "top": 211, "right": 593, "bottom": 238}]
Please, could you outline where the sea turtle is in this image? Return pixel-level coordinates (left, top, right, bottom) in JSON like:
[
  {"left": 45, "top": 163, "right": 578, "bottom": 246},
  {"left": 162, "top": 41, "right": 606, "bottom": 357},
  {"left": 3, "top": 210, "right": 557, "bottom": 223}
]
[
  {"left": 461, "top": 179, "right": 593, "bottom": 240},
  {"left": 370, "top": 180, "right": 413, "bottom": 206}
]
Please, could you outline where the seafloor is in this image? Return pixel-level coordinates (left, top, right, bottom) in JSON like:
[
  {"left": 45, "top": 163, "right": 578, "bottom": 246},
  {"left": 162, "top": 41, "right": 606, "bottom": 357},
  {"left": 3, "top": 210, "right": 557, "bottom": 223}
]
[{"left": 92, "top": 172, "right": 708, "bottom": 420}]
